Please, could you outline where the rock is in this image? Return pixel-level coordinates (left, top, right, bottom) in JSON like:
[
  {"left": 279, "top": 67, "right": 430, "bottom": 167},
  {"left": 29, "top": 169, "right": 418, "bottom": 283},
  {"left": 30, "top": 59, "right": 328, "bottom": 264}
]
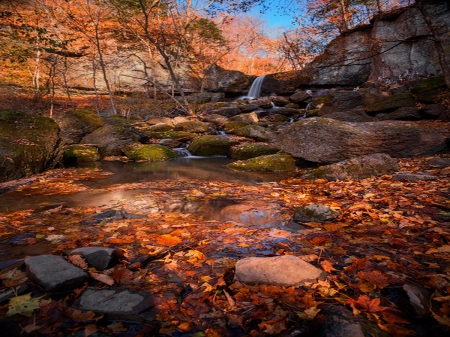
[
  {"left": 249, "top": 97, "right": 273, "bottom": 109},
  {"left": 123, "top": 143, "right": 179, "bottom": 161},
  {"left": 294, "top": 204, "right": 339, "bottom": 223},
  {"left": 303, "top": 153, "right": 399, "bottom": 181},
  {"left": 392, "top": 173, "right": 437, "bottom": 181},
  {"left": 188, "top": 135, "right": 238, "bottom": 156},
  {"left": 158, "top": 138, "right": 182, "bottom": 148},
  {"left": 238, "top": 103, "right": 259, "bottom": 113},
  {"left": 72, "top": 288, "right": 152, "bottom": 322},
  {"left": 63, "top": 145, "right": 100, "bottom": 165},
  {"left": 81, "top": 124, "right": 145, "bottom": 157},
  {"left": 203, "top": 64, "right": 250, "bottom": 94},
  {"left": 428, "top": 157, "right": 450, "bottom": 168},
  {"left": 289, "top": 90, "right": 312, "bottom": 103},
  {"left": 228, "top": 153, "right": 296, "bottom": 172},
  {"left": 315, "top": 305, "right": 365, "bottom": 337},
  {"left": 146, "top": 117, "right": 173, "bottom": 126},
  {"left": 272, "top": 107, "right": 301, "bottom": 116},
  {"left": 147, "top": 123, "right": 174, "bottom": 132},
  {"left": 0, "top": 110, "right": 63, "bottom": 183},
  {"left": 234, "top": 255, "right": 326, "bottom": 286},
  {"left": 174, "top": 120, "right": 209, "bottom": 133},
  {"left": 212, "top": 106, "right": 241, "bottom": 118},
  {"left": 230, "top": 143, "right": 280, "bottom": 160},
  {"left": 411, "top": 75, "right": 447, "bottom": 103},
  {"left": 318, "top": 90, "right": 384, "bottom": 116},
  {"left": 70, "top": 247, "right": 122, "bottom": 271},
  {"left": 224, "top": 121, "right": 249, "bottom": 133},
  {"left": 420, "top": 104, "right": 448, "bottom": 119},
  {"left": 56, "top": 109, "right": 104, "bottom": 144},
  {"left": 270, "top": 96, "right": 290, "bottom": 106},
  {"left": 229, "top": 112, "right": 259, "bottom": 124},
  {"left": 274, "top": 117, "right": 448, "bottom": 164},
  {"left": 25, "top": 255, "right": 89, "bottom": 291},
  {"left": 366, "top": 93, "right": 416, "bottom": 114},
  {"left": 378, "top": 107, "right": 422, "bottom": 120},
  {"left": 0, "top": 284, "right": 29, "bottom": 303},
  {"left": 203, "top": 113, "right": 229, "bottom": 126},
  {"left": 438, "top": 108, "right": 450, "bottom": 122},
  {"left": 325, "top": 108, "right": 377, "bottom": 122},
  {"left": 233, "top": 124, "right": 276, "bottom": 142}
]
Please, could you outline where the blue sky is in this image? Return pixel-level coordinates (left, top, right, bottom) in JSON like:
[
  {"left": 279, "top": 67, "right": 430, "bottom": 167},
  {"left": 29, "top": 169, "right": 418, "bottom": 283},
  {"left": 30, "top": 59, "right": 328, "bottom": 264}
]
[{"left": 250, "top": 1, "right": 306, "bottom": 30}]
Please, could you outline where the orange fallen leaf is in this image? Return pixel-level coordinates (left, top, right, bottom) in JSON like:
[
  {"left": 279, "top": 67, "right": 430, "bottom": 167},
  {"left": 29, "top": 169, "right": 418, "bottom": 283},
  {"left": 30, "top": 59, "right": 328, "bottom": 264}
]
[
  {"left": 320, "top": 260, "right": 336, "bottom": 272},
  {"left": 156, "top": 234, "right": 182, "bottom": 246},
  {"left": 89, "top": 272, "right": 114, "bottom": 286},
  {"left": 68, "top": 254, "right": 88, "bottom": 270},
  {"left": 347, "top": 296, "right": 387, "bottom": 315}
]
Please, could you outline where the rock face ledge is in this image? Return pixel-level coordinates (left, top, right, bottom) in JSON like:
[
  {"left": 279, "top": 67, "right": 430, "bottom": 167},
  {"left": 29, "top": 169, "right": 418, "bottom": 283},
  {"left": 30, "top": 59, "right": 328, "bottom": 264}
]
[{"left": 234, "top": 255, "right": 326, "bottom": 286}]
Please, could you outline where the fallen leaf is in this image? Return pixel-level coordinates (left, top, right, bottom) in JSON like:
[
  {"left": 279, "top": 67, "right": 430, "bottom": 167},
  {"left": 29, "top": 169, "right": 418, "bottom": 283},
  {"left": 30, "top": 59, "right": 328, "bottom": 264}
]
[
  {"left": 68, "top": 254, "right": 88, "bottom": 270},
  {"left": 7, "top": 293, "right": 42, "bottom": 317},
  {"left": 320, "top": 260, "right": 336, "bottom": 272},
  {"left": 156, "top": 234, "right": 182, "bottom": 246},
  {"left": 89, "top": 272, "right": 114, "bottom": 286}
]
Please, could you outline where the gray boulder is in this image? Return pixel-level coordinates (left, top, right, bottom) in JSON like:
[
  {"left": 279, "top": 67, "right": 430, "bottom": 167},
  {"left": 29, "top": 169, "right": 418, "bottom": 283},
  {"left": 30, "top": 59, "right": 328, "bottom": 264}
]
[
  {"left": 234, "top": 255, "right": 326, "bottom": 286},
  {"left": 81, "top": 124, "right": 144, "bottom": 157},
  {"left": 324, "top": 108, "right": 377, "bottom": 122},
  {"left": 303, "top": 153, "right": 399, "bottom": 181},
  {"left": 366, "top": 93, "right": 416, "bottom": 115},
  {"left": 70, "top": 247, "right": 122, "bottom": 271},
  {"left": 378, "top": 107, "right": 422, "bottom": 120},
  {"left": 56, "top": 109, "right": 104, "bottom": 144},
  {"left": 420, "top": 104, "right": 448, "bottom": 119},
  {"left": 25, "top": 255, "right": 88, "bottom": 291},
  {"left": 0, "top": 110, "right": 63, "bottom": 183},
  {"left": 275, "top": 117, "right": 448, "bottom": 164},
  {"left": 229, "top": 112, "right": 259, "bottom": 124}
]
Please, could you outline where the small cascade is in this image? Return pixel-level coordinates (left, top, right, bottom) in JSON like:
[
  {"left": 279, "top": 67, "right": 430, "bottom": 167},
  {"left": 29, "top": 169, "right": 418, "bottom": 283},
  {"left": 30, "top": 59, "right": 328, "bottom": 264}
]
[
  {"left": 174, "top": 148, "right": 192, "bottom": 157},
  {"left": 246, "top": 76, "right": 266, "bottom": 99}
]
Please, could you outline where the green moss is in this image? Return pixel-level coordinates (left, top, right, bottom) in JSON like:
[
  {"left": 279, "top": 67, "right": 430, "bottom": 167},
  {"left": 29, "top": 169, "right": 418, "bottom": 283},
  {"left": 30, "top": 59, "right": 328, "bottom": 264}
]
[
  {"left": 227, "top": 154, "right": 295, "bottom": 172},
  {"left": 70, "top": 109, "right": 104, "bottom": 128},
  {"left": 123, "top": 143, "right": 179, "bottom": 161},
  {"left": 188, "top": 135, "right": 238, "bottom": 156},
  {"left": 64, "top": 145, "right": 100, "bottom": 164},
  {"left": 366, "top": 93, "right": 415, "bottom": 113},
  {"left": 145, "top": 131, "right": 197, "bottom": 139},
  {"left": 148, "top": 124, "right": 174, "bottom": 132},
  {"left": 307, "top": 168, "right": 326, "bottom": 179},
  {"left": 410, "top": 75, "right": 445, "bottom": 95},
  {"left": 214, "top": 102, "right": 230, "bottom": 109},
  {"left": 230, "top": 143, "right": 280, "bottom": 160},
  {"left": 224, "top": 121, "right": 248, "bottom": 133}
]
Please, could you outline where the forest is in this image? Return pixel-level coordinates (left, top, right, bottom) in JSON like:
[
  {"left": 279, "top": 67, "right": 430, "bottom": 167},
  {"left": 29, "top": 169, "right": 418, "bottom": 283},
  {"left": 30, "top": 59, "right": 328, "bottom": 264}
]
[{"left": 1, "top": 0, "right": 450, "bottom": 336}]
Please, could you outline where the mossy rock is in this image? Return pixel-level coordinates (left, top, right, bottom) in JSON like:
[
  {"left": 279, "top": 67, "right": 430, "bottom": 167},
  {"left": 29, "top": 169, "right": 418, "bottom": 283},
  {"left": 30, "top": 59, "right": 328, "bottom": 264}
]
[
  {"left": 147, "top": 123, "right": 174, "bottom": 132},
  {"left": 63, "top": 145, "right": 100, "bottom": 165},
  {"left": 57, "top": 109, "right": 104, "bottom": 144},
  {"left": 230, "top": 143, "right": 281, "bottom": 160},
  {"left": 233, "top": 125, "right": 276, "bottom": 142},
  {"left": 123, "top": 143, "right": 179, "bottom": 161},
  {"left": 224, "top": 121, "right": 249, "bottom": 133},
  {"left": 174, "top": 121, "right": 209, "bottom": 133},
  {"left": 365, "top": 93, "right": 416, "bottom": 114},
  {"left": 0, "top": 110, "right": 62, "bottom": 182},
  {"left": 410, "top": 75, "right": 446, "bottom": 103},
  {"left": 228, "top": 153, "right": 296, "bottom": 172},
  {"left": 188, "top": 135, "right": 239, "bottom": 156},
  {"left": 145, "top": 130, "right": 197, "bottom": 140}
]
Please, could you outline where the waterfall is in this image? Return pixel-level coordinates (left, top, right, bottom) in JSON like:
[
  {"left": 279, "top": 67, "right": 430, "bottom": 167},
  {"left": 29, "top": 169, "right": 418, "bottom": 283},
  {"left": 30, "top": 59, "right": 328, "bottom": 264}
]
[{"left": 247, "top": 76, "right": 266, "bottom": 99}]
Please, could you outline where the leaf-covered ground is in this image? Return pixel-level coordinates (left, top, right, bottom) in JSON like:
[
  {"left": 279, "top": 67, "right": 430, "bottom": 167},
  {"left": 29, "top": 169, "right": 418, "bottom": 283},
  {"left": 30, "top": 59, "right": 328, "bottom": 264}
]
[{"left": 1, "top": 155, "right": 450, "bottom": 336}]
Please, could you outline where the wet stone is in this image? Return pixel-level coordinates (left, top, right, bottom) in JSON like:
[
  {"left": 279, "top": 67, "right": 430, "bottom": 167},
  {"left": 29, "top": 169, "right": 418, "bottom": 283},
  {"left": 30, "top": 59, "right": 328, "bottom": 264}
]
[
  {"left": 25, "top": 255, "right": 88, "bottom": 291},
  {"left": 234, "top": 255, "right": 326, "bottom": 286},
  {"left": 294, "top": 204, "right": 339, "bottom": 223},
  {"left": 73, "top": 288, "right": 153, "bottom": 322},
  {"left": 70, "top": 247, "right": 121, "bottom": 271}
]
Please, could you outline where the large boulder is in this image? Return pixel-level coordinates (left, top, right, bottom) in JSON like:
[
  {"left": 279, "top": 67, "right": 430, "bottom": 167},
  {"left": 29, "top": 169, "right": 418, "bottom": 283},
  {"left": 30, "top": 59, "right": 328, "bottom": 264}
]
[
  {"left": 56, "top": 109, "right": 104, "bottom": 144},
  {"left": 81, "top": 124, "right": 145, "bottom": 157},
  {"left": 188, "top": 135, "right": 238, "bottom": 156},
  {"left": 228, "top": 153, "right": 296, "bottom": 172},
  {"left": 123, "top": 143, "right": 179, "bottom": 161},
  {"left": 317, "top": 90, "right": 385, "bottom": 116},
  {"left": 0, "top": 110, "right": 62, "bottom": 182},
  {"left": 365, "top": 93, "right": 416, "bottom": 115},
  {"left": 203, "top": 64, "right": 250, "bottom": 94},
  {"left": 274, "top": 117, "right": 449, "bottom": 164}
]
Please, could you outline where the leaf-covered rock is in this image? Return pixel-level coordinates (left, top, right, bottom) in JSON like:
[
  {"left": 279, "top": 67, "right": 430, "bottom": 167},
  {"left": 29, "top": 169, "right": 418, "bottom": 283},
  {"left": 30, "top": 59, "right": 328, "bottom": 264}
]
[
  {"left": 123, "top": 143, "right": 179, "bottom": 161},
  {"left": 63, "top": 145, "right": 100, "bottom": 165},
  {"left": 228, "top": 153, "right": 295, "bottom": 172},
  {"left": 56, "top": 109, "right": 104, "bottom": 144},
  {"left": 230, "top": 143, "right": 280, "bottom": 160}
]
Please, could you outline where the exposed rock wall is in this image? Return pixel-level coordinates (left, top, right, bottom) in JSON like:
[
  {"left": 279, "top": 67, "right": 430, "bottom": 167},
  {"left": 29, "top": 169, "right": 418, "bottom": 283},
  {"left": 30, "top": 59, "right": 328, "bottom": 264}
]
[{"left": 263, "top": 0, "right": 450, "bottom": 94}]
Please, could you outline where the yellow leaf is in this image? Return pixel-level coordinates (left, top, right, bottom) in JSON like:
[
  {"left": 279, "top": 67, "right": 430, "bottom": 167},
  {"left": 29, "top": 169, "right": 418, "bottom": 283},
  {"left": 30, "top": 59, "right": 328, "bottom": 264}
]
[
  {"left": 426, "top": 245, "right": 450, "bottom": 254},
  {"left": 185, "top": 250, "right": 205, "bottom": 260},
  {"left": 7, "top": 293, "right": 42, "bottom": 317},
  {"left": 297, "top": 307, "right": 321, "bottom": 320},
  {"left": 201, "top": 282, "right": 215, "bottom": 292}
]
